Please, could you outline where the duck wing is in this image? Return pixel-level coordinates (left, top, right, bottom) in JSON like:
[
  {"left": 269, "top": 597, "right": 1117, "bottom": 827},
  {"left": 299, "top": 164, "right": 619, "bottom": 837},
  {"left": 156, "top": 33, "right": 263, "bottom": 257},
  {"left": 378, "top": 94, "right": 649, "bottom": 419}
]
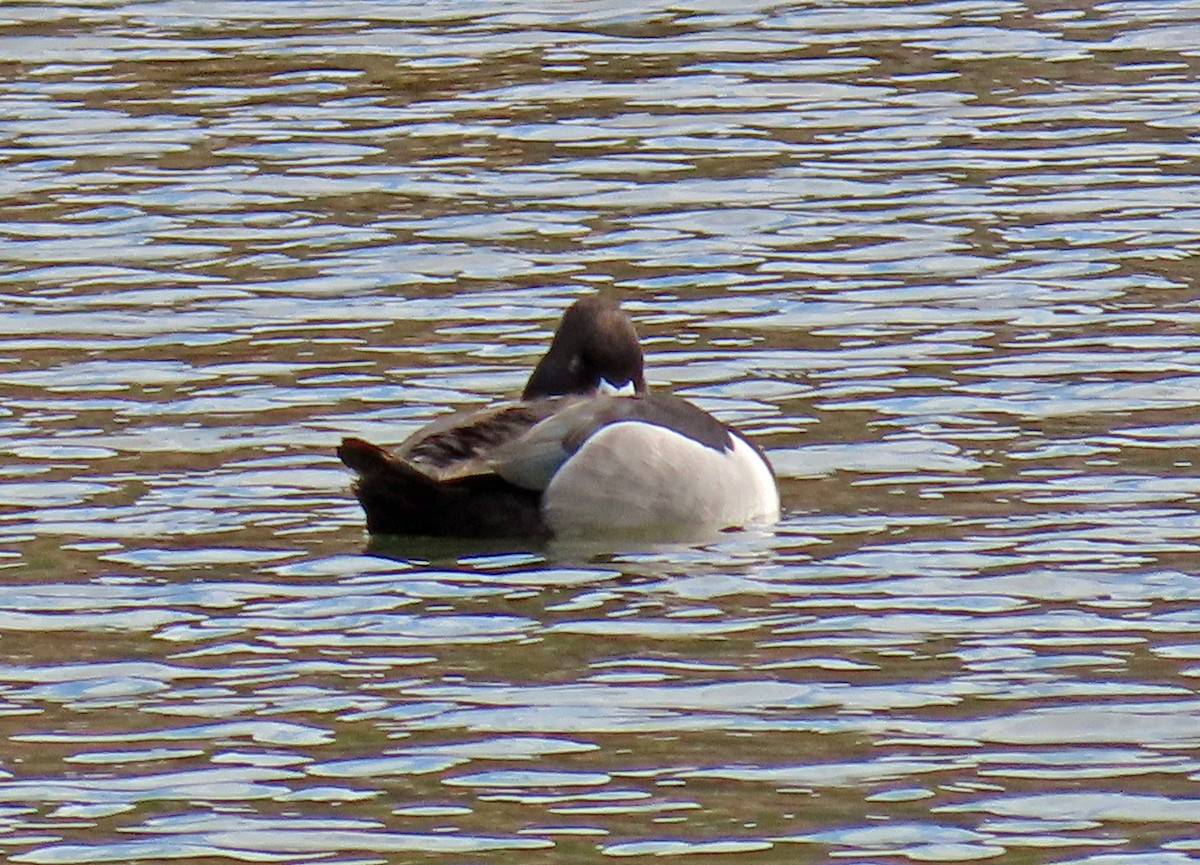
[
  {"left": 491, "top": 393, "right": 735, "bottom": 491},
  {"left": 394, "top": 398, "right": 570, "bottom": 482},
  {"left": 338, "top": 398, "right": 572, "bottom": 488},
  {"left": 337, "top": 399, "right": 572, "bottom": 538}
]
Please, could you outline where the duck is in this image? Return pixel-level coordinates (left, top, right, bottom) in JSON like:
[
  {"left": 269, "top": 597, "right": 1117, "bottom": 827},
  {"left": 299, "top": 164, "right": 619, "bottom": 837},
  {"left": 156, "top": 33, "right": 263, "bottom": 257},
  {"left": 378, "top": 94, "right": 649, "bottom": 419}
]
[{"left": 337, "top": 296, "right": 779, "bottom": 539}]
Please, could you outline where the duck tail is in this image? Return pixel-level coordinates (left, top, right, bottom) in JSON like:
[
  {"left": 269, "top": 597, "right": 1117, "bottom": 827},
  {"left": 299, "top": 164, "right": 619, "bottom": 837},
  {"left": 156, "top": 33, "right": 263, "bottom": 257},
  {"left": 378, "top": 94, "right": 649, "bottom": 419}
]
[
  {"left": 337, "top": 437, "right": 439, "bottom": 535},
  {"left": 336, "top": 437, "right": 545, "bottom": 538},
  {"left": 337, "top": 437, "right": 432, "bottom": 487}
]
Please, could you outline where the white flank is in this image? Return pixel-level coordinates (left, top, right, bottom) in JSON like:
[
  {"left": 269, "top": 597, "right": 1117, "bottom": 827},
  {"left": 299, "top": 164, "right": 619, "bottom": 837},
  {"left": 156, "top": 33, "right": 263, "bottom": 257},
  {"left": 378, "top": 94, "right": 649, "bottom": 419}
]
[{"left": 542, "top": 422, "right": 780, "bottom": 539}]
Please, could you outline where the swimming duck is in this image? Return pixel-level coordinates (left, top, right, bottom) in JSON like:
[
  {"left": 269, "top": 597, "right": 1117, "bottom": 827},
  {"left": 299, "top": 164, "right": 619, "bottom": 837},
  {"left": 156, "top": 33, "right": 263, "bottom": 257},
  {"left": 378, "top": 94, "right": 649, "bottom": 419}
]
[{"left": 337, "top": 297, "right": 779, "bottom": 539}]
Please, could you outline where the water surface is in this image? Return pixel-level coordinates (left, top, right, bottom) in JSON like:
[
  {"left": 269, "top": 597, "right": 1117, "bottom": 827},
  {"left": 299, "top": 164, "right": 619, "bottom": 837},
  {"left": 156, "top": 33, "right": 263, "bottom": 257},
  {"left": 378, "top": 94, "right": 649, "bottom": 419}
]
[{"left": 2, "top": 1, "right": 1200, "bottom": 863}]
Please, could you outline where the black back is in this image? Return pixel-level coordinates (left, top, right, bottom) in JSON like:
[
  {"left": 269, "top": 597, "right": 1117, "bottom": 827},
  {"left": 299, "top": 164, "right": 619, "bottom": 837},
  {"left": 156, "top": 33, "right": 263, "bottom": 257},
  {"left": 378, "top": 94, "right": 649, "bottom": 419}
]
[{"left": 565, "top": 393, "right": 735, "bottom": 454}]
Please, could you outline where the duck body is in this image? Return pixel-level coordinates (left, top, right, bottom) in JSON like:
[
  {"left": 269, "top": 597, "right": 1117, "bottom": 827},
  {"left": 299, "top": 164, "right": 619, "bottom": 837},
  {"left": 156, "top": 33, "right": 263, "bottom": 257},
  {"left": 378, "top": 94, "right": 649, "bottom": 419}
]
[
  {"left": 534, "top": 396, "right": 779, "bottom": 538},
  {"left": 338, "top": 298, "right": 780, "bottom": 540}
]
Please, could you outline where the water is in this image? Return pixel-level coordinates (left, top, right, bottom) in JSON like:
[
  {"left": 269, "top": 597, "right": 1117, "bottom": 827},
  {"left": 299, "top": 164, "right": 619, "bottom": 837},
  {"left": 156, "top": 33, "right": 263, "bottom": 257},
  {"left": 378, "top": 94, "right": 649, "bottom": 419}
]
[{"left": 2, "top": 0, "right": 1200, "bottom": 862}]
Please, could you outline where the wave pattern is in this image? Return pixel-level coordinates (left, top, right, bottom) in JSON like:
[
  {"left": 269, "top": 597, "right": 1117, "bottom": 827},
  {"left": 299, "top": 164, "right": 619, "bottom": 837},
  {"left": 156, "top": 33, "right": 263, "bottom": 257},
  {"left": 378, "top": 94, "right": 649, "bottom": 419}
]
[{"left": 2, "top": 1, "right": 1200, "bottom": 863}]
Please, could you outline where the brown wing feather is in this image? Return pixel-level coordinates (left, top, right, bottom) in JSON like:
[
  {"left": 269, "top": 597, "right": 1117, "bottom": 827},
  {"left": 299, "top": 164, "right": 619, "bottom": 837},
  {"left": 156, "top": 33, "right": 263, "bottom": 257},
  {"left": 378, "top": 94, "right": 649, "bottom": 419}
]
[{"left": 394, "top": 398, "right": 570, "bottom": 481}]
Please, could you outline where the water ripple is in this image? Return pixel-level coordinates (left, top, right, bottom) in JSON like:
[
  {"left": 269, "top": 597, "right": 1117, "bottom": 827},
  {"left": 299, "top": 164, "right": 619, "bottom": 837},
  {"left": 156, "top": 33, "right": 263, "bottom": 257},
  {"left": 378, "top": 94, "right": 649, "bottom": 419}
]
[{"left": 2, "top": 1, "right": 1200, "bottom": 864}]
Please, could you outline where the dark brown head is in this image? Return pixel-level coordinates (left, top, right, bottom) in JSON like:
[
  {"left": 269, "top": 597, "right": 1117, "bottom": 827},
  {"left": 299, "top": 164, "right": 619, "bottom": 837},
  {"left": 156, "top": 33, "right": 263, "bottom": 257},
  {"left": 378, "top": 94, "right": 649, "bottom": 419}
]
[{"left": 522, "top": 297, "right": 646, "bottom": 400}]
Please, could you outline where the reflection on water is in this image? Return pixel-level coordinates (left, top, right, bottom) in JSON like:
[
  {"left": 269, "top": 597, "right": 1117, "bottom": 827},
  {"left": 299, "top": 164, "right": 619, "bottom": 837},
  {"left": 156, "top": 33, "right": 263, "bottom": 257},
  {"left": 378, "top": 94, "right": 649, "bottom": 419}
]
[{"left": 3, "top": 0, "right": 1200, "bottom": 863}]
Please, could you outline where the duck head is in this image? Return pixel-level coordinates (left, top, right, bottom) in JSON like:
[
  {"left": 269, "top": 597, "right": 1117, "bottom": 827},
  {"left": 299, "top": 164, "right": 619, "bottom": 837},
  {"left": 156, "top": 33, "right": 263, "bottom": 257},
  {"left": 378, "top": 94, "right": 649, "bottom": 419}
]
[{"left": 522, "top": 297, "right": 647, "bottom": 399}]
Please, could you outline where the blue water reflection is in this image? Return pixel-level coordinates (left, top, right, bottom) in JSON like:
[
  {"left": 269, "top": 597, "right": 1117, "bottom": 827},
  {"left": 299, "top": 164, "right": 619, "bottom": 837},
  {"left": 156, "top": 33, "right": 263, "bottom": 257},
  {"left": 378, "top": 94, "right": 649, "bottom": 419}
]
[{"left": 2, "top": 0, "right": 1200, "bottom": 863}]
